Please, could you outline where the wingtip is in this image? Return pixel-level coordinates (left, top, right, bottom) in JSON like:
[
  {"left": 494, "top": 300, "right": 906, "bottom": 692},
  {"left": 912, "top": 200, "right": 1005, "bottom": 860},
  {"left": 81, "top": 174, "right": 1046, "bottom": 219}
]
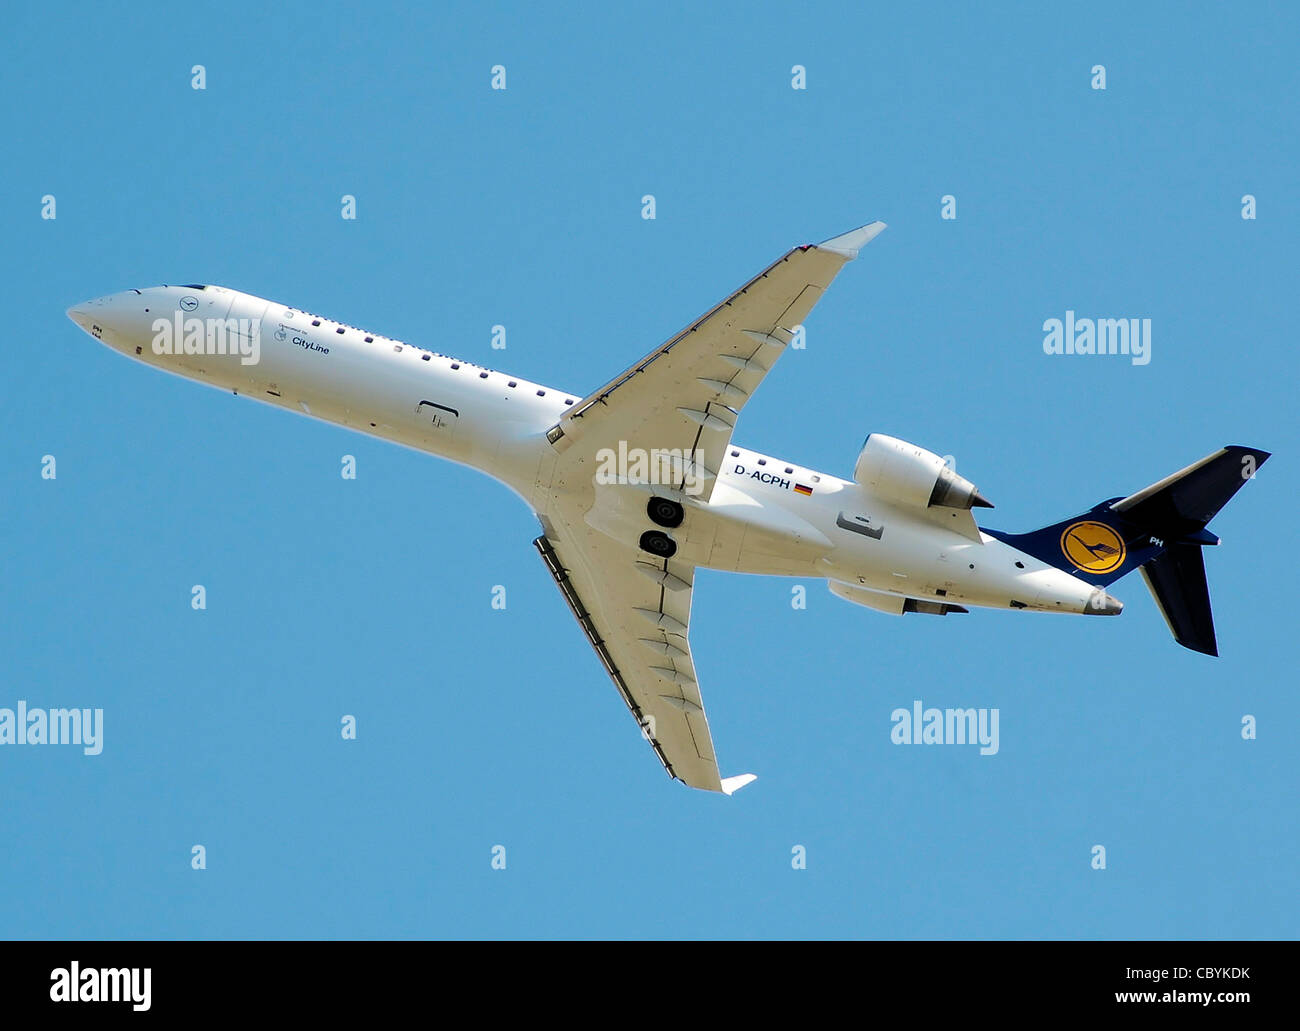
[
  {"left": 816, "top": 221, "right": 887, "bottom": 258},
  {"left": 720, "top": 773, "right": 757, "bottom": 796}
]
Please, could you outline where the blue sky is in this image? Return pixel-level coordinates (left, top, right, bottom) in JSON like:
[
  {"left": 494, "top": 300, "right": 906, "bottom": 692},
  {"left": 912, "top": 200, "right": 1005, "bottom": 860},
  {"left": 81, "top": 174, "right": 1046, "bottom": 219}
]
[{"left": 2, "top": 2, "right": 1296, "bottom": 939}]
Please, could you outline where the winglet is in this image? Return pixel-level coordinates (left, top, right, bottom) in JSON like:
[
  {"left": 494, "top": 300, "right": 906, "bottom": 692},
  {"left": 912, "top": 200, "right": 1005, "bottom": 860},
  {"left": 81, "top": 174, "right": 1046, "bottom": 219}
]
[
  {"left": 816, "top": 221, "right": 887, "bottom": 259},
  {"left": 720, "top": 773, "right": 758, "bottom": 796}
]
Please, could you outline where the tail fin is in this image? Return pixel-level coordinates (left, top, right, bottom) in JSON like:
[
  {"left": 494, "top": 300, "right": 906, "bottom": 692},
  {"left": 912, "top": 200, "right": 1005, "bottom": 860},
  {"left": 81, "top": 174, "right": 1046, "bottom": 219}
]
[{"left": 985, "top": 445, "right": 1270, "bottom": 655}]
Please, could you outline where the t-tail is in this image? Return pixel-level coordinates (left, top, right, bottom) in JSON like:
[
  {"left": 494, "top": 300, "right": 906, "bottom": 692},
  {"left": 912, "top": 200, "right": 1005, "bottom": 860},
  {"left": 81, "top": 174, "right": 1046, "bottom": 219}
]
[{"left": 985, "top": 445, "right": 1270, "bottom": 656}]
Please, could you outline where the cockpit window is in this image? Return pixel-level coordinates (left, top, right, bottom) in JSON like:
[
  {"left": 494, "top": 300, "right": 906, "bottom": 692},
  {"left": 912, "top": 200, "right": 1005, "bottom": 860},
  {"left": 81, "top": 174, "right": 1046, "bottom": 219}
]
[{"left": 179, "top": 284, "right": 208, "bottom": 290}]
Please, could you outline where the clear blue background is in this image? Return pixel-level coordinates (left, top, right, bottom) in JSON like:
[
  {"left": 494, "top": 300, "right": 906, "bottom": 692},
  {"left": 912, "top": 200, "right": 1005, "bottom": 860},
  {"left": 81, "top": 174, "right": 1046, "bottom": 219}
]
[{"left": 2, "top": 2, "right": 1295, "bottom": 939}]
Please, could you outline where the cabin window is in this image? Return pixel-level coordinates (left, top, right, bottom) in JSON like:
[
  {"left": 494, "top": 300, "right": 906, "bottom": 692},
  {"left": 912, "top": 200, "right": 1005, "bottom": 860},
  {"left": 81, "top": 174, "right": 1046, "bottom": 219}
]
[
  {"left": 508, "top": 381, "right": 517, "bottom": 388},
  {"left": 451, "top": 363, "right": 459, "bottom": 370},
  {"left": 364, "top": 336, "right": 373, "bottom": 343},
  {"left": 479, "top": 372, "right": 488, "bottom": 379},
  {"left": 311, "top": 319, "right": 321, "bottom": 327}
]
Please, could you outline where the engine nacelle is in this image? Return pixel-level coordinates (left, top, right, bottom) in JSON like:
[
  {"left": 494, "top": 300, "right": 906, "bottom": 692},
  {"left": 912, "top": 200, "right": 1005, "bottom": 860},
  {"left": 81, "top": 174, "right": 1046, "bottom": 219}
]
[{"left": 852, "top": 433, "right": 992, "bottom": 510}]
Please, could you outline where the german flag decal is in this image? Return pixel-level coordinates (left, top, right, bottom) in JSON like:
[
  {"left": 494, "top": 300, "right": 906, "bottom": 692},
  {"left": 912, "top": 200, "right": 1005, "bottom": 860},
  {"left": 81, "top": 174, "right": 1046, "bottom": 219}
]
[{"left": 794, "top": 483, "right": 814, "bottom": 496}]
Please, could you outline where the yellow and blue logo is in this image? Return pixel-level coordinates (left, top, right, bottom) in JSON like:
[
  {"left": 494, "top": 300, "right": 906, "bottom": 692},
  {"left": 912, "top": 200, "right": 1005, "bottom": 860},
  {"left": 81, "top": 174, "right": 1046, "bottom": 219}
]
[{"left": 1060, "top": 520, "right": 1126, "bottom": 574}]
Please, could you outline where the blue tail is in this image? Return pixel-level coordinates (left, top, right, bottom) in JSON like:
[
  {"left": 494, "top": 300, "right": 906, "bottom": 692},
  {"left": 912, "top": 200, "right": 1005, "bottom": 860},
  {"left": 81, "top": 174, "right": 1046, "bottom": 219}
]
[
  {"left": 986, "top": 501, "right": 1164, "bottom": 588},
  {"left": 984, "top": 445, "right": 1270, "bottom": 655}
]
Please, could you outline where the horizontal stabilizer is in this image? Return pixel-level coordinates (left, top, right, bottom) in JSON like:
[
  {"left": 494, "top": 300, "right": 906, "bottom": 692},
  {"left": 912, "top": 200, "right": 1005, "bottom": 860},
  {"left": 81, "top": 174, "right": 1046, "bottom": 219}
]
[
  {"left": 1112, "top": 445, "right": 1270, "bottom": 536},
  {"left": 1140, "top": 543, "right": 1218, "bottom": 656}
]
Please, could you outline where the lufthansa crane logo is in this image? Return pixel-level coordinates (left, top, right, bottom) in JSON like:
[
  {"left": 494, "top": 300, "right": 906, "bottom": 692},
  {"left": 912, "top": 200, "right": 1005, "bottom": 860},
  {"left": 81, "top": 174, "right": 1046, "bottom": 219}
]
[
  {"left": 179, "top": 296, "right": 199, "bottom": 312},
  {"left": 1060, "top": 521, "right": 1126, "bottom": 574}
]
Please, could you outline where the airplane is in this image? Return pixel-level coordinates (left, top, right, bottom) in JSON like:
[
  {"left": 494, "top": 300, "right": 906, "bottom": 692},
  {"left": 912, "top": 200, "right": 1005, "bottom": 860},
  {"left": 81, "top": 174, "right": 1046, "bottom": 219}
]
[{"left": 66, "top": 222, "right": 1269, "bottom": 794}]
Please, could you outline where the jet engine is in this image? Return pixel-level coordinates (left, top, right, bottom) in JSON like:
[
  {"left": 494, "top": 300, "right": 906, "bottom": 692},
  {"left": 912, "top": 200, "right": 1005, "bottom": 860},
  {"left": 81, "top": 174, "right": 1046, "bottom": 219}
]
[{"left": 852, "top": 433, "right": 992, "bottom": 510}]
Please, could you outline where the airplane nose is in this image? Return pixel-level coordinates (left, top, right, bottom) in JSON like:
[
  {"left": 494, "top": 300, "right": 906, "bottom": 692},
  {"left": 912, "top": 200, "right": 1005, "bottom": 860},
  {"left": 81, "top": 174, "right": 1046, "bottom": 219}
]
[
  {"left": 66, "top": 292, "right": 136, "bottom": 338},
  {"left": 66, "top": 304, "right": 92, "bottom": 330}
]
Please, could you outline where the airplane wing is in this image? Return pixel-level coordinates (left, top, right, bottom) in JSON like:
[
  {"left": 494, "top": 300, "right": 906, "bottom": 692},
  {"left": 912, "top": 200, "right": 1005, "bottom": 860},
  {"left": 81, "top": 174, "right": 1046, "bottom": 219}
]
[
  {"left": 544, "top": 222, "right": 887, "bottom": 502},
  {"left": 533, "top": 223, "right": 885, "bottom": 791},
  {"left": 534, "top": 517, "right": 755, "bottom": 794}
]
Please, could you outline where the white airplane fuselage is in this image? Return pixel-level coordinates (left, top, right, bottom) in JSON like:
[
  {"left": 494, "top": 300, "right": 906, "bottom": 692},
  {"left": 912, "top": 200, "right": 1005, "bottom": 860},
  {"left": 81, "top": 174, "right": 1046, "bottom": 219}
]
[{"left": 68, "top": 283, "right": 1117, "bottom": 618}]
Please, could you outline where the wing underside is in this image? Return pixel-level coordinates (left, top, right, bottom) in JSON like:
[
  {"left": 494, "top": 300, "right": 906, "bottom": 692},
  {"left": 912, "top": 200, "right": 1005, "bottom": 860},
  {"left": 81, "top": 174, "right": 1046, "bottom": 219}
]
[
  {"left": 533, "top": 223, "right": 885, "bottom": 792},
  {"left": 535, "top": 520, "right": 742, "bottom": 792}
]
